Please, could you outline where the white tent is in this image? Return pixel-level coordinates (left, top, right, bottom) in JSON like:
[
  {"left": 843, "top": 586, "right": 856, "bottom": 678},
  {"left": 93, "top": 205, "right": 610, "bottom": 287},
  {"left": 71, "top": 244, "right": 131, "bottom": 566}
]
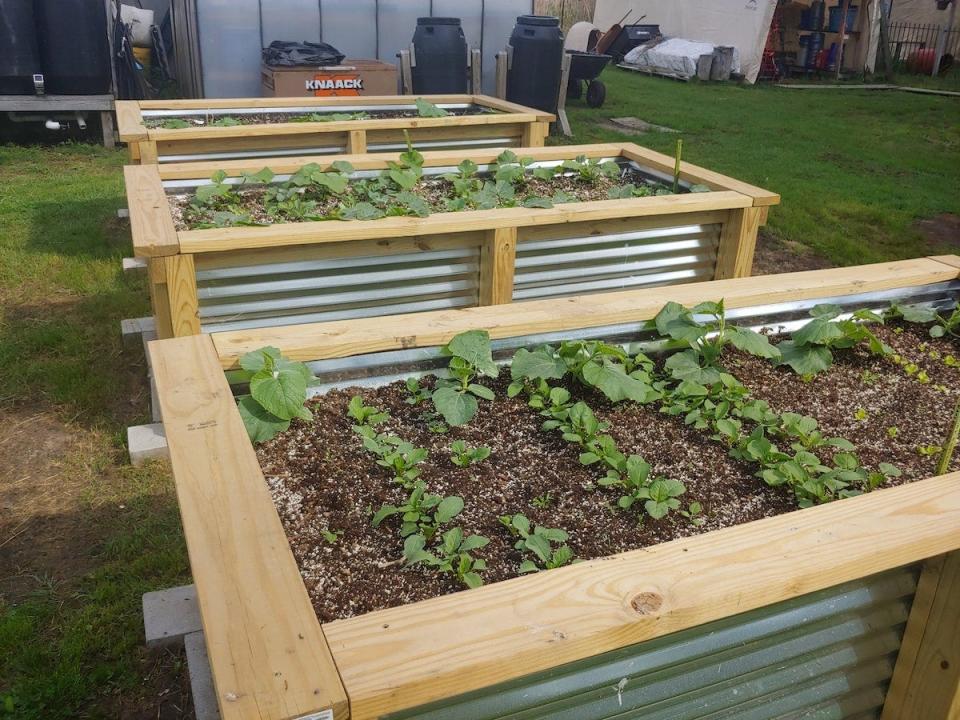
[{"left": 593, "top": 0, "right": 779, "bottom": 83}]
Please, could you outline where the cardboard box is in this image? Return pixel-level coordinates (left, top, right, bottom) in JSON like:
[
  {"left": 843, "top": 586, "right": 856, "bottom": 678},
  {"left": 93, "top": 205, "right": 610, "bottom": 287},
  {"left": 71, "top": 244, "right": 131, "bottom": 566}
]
[{"left": 261, "top": 59, "right": 398, "bottom": 97}]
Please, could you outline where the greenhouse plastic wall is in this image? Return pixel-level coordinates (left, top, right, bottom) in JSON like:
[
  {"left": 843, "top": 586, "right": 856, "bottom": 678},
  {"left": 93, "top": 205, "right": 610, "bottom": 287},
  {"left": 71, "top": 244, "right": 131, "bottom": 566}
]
[{"left": 173, "top": 0, "right": 534, "bottom": 98}]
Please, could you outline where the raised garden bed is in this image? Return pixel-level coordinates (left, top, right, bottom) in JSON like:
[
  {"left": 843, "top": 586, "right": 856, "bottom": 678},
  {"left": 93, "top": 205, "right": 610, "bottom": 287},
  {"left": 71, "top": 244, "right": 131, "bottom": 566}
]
[
  {"left": 116, "top": 94, "right": 554, "bottom": 165},
  {"left": 150, "top": 257, "right": 960, "bottom": 720},
  {"left": 125, "top": 142, "right": 779, "bottom": 339}
]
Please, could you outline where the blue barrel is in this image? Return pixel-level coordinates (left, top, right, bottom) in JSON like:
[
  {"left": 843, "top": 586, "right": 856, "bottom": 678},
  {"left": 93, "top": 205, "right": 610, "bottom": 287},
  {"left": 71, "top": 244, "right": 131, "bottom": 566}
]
[
  {"left": 0, "top": 0, "right": 41, "bottom": 94},
  {"left": 809, "top": 1, "right": 825, "bottom": 30},
  {"left": 507, "top": 15, "right": 564, "bottom": 115},
  {"left": 797, "top": 35, "right": 809, "bottom": 67},
  {"left": 411, "top": 17, "right": 468, "bottom": 94},
  {"left": 806, "top": 32, "right": 824, "bottom": 68},
  {"left": 828, "top": 5, "right": 859, "bottom": 32}
]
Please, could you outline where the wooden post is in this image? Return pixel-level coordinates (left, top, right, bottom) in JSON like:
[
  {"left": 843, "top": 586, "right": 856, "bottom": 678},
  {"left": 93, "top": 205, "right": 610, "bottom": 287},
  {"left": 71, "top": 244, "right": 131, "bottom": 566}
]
[
  {"left": 347, "top": 129, "right": 367, "bottom": 154},
  {"left": 715, "top": 206, "right": 764, "bottom": 279},
  {"left": 470, "top": 48, "right": 482, "bottom": 94},
  {"left": 521, "top": 121, "right": 549, "bottom": 147},
  {"left": 479, "top": 227, "right": 517, "bottom": 305},
  {"left": 399, "top": 49, "right": 414, "bottom": 95},
  {"left": 556, "top": 52, "right": 573, "bottom": 137},
  {"left": 881, "top": 551, "right": 960, "bottom": 719},
  {"left": 138, "top": 140, "right": 159, "bottom": 164},
  {"left": 495, "top": 51, "right": 508, "bottom": 99},
  {"left": 835, "top": 0, "right": 852, "bottom": 79},
  {"left": 148, "top": 255, "right": 200, "bottom": 338}
]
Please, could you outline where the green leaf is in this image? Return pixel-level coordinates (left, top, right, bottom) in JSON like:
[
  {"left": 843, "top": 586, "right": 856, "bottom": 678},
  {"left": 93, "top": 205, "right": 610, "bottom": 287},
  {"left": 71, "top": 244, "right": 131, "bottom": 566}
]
[
  {"left": 793, "top": 317, "right": 844, "bottom": 346},
  {"left": 777, "top": 340, "right": 834, "bottom": 375},
  {"left": 582, "top": 360, "right": 657, "bottom": 403},
  {"left": 467, "top": 383, "right": 495, "bottom": 401},
  {"left": 447, "top": 330, "right": 499, "bottom": 377},
  {"left": 237, "top": 395, "right": 290, "bottom": 443},
  {"left": 727, "top": 327, "right": 781, "bottom": 360},
  {"left": 372, "top": 504, "right": 400, "bottom": 527},
  {"left": 460, "top": 534, "right": 489, "bottom": 553},
  {"left": 435, "top": 496, "right": 464, "bottom": 523},
  {"left": 432, "top": 387, "right": 478, "bottom": 426},
  {"left": 523, "top": 196, "right": 554, "bottom": 208},
  {"left": 524, "top": 534, "right": 552, "bottom": 563},
  {"left": 415, "top": 97, "right": 449, "bottom": 117},
  {"left": 664, "top": 350, "right": 720, "bottom": 385},
  {"left": 249, "top": 361, "right": 309, "bottom": 420},
  {"left": 239, "top": 346, "right": 281, "bottom": 374},
  {"left": 654, "top": 302, "right": 705, "bottom": 345},
  {"left": 519, "top": 560, "right": 539, "bottom": 573},
  {"left": 510, "top": 347, "right": 566, "bottom": 381},
  {"left": 462, "top": 571, "right": 484, "bottom": 588},
  {"left": 809, "top": 304, "right": 843, "bottom": 319}
]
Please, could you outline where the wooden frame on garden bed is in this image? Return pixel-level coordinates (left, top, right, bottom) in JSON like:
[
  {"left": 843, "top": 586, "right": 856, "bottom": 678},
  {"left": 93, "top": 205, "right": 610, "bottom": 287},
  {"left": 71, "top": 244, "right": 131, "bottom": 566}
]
[
  {"left": 150, "top": 256, "right": 960, "bottom": 720},
  {"left": 126, "top": 142, "right": 779, "bottom": 339},
  {"left": 116, "top": 94, "right": 554, "bottom": 165}
]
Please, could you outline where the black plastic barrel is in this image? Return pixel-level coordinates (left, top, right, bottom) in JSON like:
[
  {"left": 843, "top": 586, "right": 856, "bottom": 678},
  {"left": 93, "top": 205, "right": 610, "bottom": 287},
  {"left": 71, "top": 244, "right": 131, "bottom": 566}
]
[
  {"left": 35, "top": 0, "right": 111, "bottom": 94},
  {"left": 411, "top": 17, "right": 468, "bottom": 94},
  {"left": 0, "top": 0, "right": 41, "bottom": 94},
  {"left": 506, "top": 15, "right": 564, "bottom": 115}
]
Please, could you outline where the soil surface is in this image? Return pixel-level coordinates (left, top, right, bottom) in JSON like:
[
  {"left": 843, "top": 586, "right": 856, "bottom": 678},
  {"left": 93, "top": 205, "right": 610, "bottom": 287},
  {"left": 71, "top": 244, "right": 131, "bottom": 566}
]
[
  {"left": 168, "top": 168, "right": 663, "bottom": 231},
  {"left": 257, "top": 321, "right": 960, "bottom": 623},
  {"left": 752, "top": 229, "right": 834, "bottom": 275},
  {"left": 913, "top": 212, "right": 960, "bottom": 251},
  {"left": 144, "top": 106, "right": 493, "bottom": 129}
]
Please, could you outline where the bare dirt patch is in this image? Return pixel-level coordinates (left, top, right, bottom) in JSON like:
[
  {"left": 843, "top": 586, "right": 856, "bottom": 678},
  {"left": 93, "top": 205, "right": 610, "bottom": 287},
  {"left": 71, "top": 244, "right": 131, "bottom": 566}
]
[
  {"left": 752, "top": 229, "right": 834, "bottom": 276},
  {"left": 914, "top": 212, "right": 960, "bottom": 250}
]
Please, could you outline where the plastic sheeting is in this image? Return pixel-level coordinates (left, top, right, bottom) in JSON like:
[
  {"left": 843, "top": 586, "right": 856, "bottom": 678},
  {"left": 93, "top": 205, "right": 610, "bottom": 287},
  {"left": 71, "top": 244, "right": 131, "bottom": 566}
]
[
  {"left": 594, "top": 0, "right": 777, "bottom": 83},
  {"left": 624, "top": 38, "right": 733, "bottom": 80}
]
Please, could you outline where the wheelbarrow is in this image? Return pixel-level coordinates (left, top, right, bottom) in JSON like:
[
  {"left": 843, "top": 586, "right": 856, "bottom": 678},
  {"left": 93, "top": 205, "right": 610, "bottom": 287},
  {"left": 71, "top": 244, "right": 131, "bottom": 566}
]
[{"left": 565, "top": 50, "right": 612, "bottom": 108}]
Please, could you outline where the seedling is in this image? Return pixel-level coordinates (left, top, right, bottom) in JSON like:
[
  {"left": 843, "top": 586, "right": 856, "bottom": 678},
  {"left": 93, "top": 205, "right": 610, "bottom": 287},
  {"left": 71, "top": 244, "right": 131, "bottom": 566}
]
[
  {"left": 372, "top": 482, "right": 463, "bottom": 540},
  {"left": 888, "top": 300, "right": 960, "bottom": 339},
  {"left": 679, "top": 501, "right": 705, "bottom": 526},
  {"left": 777, "top": 306, "right": 891, "bottom": 376},
  {"left": 236, "top": 346, "right": 315, "bottom": 442},
  {"left": 558, "top": 155, "right": 620, "bottom": 184},
  {"left": 853, "top": 408, "right": 868, "bottom": 422},
  {"left": 499, "top": 514, "right": 575, "bottom": 572},
  {"left": 918, "top": 444, "right": 943, "bottom": 457},
  {"left": 347, "top": 395, "right": 389, "bottom": 428},
  {"left": 415, "top": 97, "right": 448, "bottom": 117},
  {"left": 211, "top": 116, "right": 241, "bottom": 127},
  {"left": 321, "top": 529, "right": 342, "bottom": 544},
  {"left": 403, "top": 527, "right": 489, "bottom": 588},
  {"left": 887, "top": 426, "right": 899, "bottom": 438},
  {"left": 404, "top": 377, "right": 431, "bottom": 405},
  {"left": 160, "top": 118, "right": 191, "bottom": 129},
  {"left": 531, "top": 491, "right": 555, "bottom": 509},
  {"left": 431, "top": 330, "right": 499, "bottom": 426},
  {"left": 449, "top": 440, "right": 491, "bottom": 467}
]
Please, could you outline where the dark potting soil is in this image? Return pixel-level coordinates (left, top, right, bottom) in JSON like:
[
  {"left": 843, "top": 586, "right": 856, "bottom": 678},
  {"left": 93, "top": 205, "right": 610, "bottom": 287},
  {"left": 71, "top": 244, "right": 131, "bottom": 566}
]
[
  {"left": 256, "top": 323, "right": 960, "bottom": 623},
  {"left": 144, "top": 106, "right": 493, "bottom": 129}
]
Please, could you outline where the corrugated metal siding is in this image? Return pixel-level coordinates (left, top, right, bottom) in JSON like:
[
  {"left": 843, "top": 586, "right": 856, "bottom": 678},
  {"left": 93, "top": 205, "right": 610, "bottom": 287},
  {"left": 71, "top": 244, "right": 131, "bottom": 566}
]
[
  {"left": 385, "top": 566, "right": 918, "bottom": 720},
  {"left": 196, "top": 246, "right": 479, "bottom": 333},
  {"left": 512, "top": 223, "right": 721, "bottom": 302}
]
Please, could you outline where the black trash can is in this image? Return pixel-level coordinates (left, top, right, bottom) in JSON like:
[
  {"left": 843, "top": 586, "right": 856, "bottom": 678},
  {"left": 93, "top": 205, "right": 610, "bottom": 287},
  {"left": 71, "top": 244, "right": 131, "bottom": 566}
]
[
  {"left": 506, "top": 15, "right": 564, "bottom": 114},
  {"left": 411, "top": 17, "right": 468, "bottom": 94},
  {"left": 0, "top": 0, "right": 41, "bottom": 94},
  {"left": 35, "top": 0, "right": 111, "bottom": 94}
]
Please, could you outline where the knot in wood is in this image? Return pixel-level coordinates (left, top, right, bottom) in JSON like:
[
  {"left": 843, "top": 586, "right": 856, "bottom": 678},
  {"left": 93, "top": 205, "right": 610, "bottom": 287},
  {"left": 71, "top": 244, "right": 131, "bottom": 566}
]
[{"left": 630, "top": 592, "right": 663, "bottom": 615}]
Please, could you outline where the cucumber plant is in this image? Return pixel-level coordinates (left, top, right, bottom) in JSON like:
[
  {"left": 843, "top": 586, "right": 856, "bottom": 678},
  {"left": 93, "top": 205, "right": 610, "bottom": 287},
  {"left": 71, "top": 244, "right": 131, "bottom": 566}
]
[
  {"left": 403, "top": 527, "right": 489, "bottom": 588},
  {"left": 431, "top": 330, "right": 499, "bottom": 426},
  {"left": 499, "top": 513, "right": 575, "bottom": 572},
  {"left": 449, "top": 440, "right": 491, "bottom": 467},
  {"left": 236, "top": 346, "right": 315, "bottom": 442},
  {"left": 372, "top": 482, "right": 464, "bottom": 540}
]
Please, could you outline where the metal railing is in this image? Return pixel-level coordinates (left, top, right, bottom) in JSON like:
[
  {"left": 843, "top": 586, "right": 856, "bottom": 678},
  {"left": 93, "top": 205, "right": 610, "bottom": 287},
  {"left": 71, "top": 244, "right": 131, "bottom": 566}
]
[{"left": 887, "top": 21, "right": 960, "bottom": 70}]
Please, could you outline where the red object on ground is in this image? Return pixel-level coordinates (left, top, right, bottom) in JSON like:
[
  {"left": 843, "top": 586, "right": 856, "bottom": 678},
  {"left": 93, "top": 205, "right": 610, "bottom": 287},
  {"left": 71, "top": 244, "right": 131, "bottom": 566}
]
[{"left": 906, "top": 48, "right": 937, "bottom": 74}]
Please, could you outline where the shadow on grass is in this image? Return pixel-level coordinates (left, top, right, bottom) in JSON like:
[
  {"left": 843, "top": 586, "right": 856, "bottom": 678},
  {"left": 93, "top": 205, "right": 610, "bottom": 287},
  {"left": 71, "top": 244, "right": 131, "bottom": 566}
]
[{"left": 27, "top": 198, "right": 131, "bottom": 261}]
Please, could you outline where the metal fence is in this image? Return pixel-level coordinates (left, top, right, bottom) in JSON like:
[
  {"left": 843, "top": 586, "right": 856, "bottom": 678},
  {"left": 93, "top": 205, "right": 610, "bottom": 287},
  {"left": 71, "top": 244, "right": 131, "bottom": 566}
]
[{"left": 887, "top": 22, "right": 960, "bottom": 69}]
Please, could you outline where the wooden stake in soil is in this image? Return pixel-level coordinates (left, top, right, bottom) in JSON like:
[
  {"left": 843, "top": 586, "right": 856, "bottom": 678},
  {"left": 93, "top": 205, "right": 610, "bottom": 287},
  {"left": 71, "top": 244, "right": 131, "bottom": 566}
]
[{"left": 936, "top": 398, "right": 960, "bottom": 476}]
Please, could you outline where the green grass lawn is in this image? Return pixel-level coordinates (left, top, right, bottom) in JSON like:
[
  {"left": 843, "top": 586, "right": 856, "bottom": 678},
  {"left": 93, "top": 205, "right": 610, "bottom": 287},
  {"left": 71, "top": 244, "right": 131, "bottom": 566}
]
[
  {"left": 0, "top": 75, "right": 957, "bottom": 718},
  {"left": 561, "top": 69, "right": 960, "bottom": 265}
]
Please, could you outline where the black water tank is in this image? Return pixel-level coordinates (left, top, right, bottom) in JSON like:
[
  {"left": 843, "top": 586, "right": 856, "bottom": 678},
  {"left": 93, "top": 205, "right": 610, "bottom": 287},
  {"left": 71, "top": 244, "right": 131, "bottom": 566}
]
[
  {"left": 0, "top": 0, "right": 42, "bottom": 94},
  {"left": 35, "top": 0, "right": 111, "bottom": 94},
  {"left": 506, "top": 16, "right": 564, "bottom": 114},
  {"left": 411, "top": 17, "right": 468, "bottom": 94}
]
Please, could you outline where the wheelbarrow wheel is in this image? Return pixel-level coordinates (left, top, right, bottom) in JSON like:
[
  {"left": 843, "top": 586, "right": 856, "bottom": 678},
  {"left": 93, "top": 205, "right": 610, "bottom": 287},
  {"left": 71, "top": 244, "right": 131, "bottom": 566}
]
[
  {"left": 586, "top": 79, "right": 606, "bottom": 108},
  {"left": 566, "top": 79, "right": 582, "bottom": 99}
]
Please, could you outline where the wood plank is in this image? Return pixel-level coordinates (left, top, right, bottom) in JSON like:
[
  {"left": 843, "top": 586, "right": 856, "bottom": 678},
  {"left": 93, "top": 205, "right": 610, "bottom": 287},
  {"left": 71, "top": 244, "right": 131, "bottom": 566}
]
[
  {"left": 715, "top": 206, "right": 764, "bottom": 279},
  {"left": 115, "top": 99, "right": 148, "bottom": 142},
  {"left": 211, "top": 257, "right": 960, "bottom": 368},
  {"left": 324, "top": 472, "right": 960, "bottom": 720},
  {"left": 479, "top": 227, "right": 517, "bottom": 305},
  {"left": 177, "top": 192, "right": 751, "bottom": 255},
  {"left": 620, "top": 144, "right": 781, "bottom": 207},
  {"left": 124, "top": 165, "right": 179, "bottom": 257},
  {"left": 148, "top": 257, "right": 174, "bottom": 340},
  {"left": 477, "top": 95, "right": 556, "bottom": 122},
  {"left": 164, "top": 255, "right": 201, "bottom": 337},
  {"left": 931, "top": 254, "right": 960, "bottom": 271},
  {"left": 146, "top": 112, "right": 541, "bottom": 142},
  {"left": 157, "top": 143, "right": 628, "bottom": 180},
  {"left": 881, "top": 551, "right": 960, "bottom": 719},
  {"left": 0, "top": 94, "right": 113, "bottom": 111},
  {"left": 138, "top": 95, "right": 476, "bottom": 110},
  {"left": 148, "top": 334, "right": 349, "bottom": 720}
]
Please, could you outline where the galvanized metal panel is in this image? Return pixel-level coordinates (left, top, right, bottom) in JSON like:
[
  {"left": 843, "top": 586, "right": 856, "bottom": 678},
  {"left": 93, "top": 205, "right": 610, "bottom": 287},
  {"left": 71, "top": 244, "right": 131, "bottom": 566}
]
[
  {"left": 197, "top": 245, "right": 480, "bottom": 333},
  {"left": 512, "top": 223, "right": 721, "bottom": 302},
  {"left": 384, "top": 566, "right": 919, "bottom": 720}
]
